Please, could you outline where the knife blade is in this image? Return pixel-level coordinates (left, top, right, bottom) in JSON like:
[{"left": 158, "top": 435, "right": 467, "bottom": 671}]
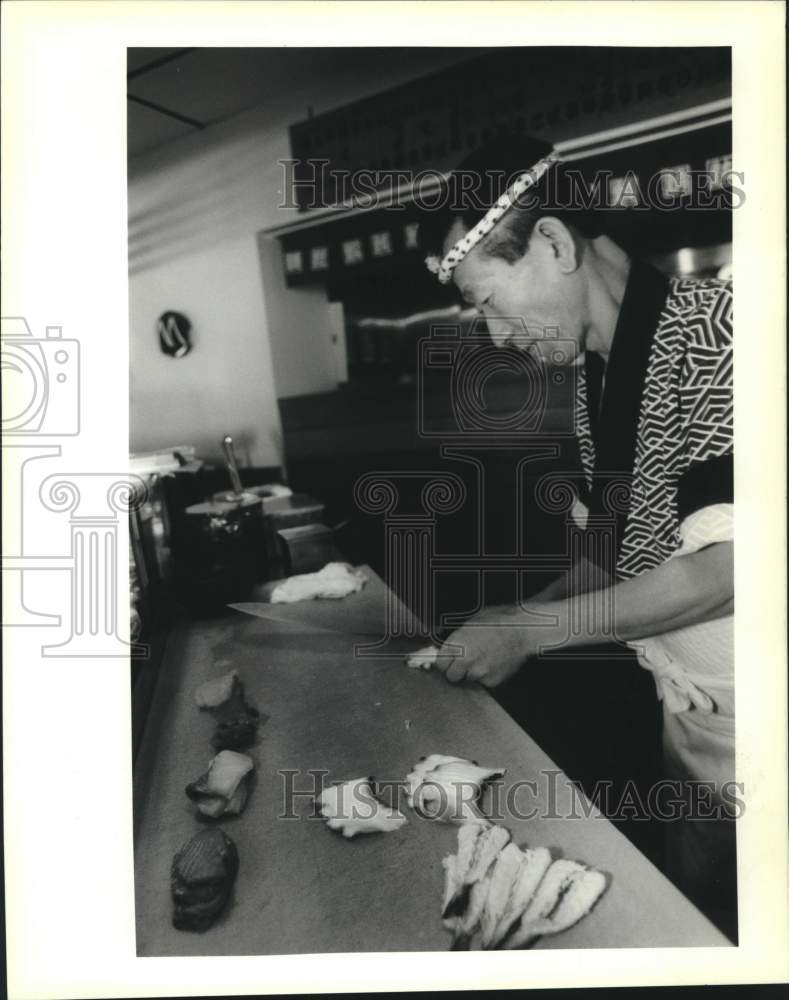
[
  {"left": 228, "top": 601, "right": 380, "bottom": 635},
  {"left": 228, "top": 601, "right": 431, "bottom": 653}
]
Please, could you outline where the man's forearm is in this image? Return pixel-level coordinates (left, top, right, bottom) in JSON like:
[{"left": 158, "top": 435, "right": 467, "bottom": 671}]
[
  {"left": 526, "top": 542, "right": 733, "bottom": 652},
  {"left": 528, "top": 554, "right": 613, "bottom": 603}
]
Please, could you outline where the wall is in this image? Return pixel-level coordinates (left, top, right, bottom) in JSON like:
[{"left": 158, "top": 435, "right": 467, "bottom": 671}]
[
  {"left": 128, "top": 50, "right": 476, "bottom": 468},
  {"left": 255, "top": 233, "right": 338, "bottom": 401},
  {"left": 129, "top": 234, "right": 282, "bottom": 468}
]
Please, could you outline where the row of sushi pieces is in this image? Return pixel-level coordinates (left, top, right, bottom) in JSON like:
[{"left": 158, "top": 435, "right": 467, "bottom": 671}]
[{"left": 171, "top": 670, "right": 261, "bottom": 932}]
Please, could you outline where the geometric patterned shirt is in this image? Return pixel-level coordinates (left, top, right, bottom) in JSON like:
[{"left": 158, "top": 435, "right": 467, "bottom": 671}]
[{"left": 575, "top": 267, "right": 733, "bottom": 580}]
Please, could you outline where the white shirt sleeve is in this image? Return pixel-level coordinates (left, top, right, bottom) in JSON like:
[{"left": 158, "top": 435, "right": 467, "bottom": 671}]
[{"left": 675, "top": 503, "right": 733, "bottom": 556}]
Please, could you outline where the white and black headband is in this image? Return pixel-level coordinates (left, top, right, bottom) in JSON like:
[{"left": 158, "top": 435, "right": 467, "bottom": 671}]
[{"left": 424, "top": 150, "right": 561, "bottom": 284}]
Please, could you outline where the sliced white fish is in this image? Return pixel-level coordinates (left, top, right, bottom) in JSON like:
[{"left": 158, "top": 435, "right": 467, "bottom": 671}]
[
  {"left": 405, "top": 645, "right": 440, "bottom": 670},
  {"left": 503, "top": 860, "right": 606, "bottom": 949},
  {"left": 455, "top": 877, "right": 492, "bottom": 949},
  {"left": 270, "top": 562, "right": 367, "bottom": 603},
  {"left": 524, "top": 868, "right": 607, "bottom": 941},
  {"left": 441, "top": 853, "right": 463, "bottom": 937},
  {"left": 430, "top": 761, "right": 505, "bottom": 786},
  {"left": 185, "top": 749, "right": 254, "bottom": 818},
  {"left": 317, "top": 777, "right": 407, "bottom": 838},
  {"left": 479, "top": 842, "right": 524, "bottom": 948},
  {"left": 441, "top": 821, "right": 484, "bottom": 930},
  {"left": 443, "top": 823, "right": 512, "bottom": 946},
  {"left": 488, "top": 846, "right": 553, "bottom": 948},
  {"left": 194, "top": 670, "right": 240, "bottom": 709},
  {"left": 405, "top": 755, "right": 468, "bottom": 807},
  {"left": 467, "top": 824, "right": 512, "bottom": 884},
  {"left": 454, "top": 818, "right": 486, "bottom": 882},
  {"left": 521, "top": 859, "right": 586, "bottom": 923},
  {"left": 406, "top": 754, "right": 505, "bottom": 822}
]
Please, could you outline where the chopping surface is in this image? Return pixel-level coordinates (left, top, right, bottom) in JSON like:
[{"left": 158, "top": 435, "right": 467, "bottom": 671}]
[{"left": 133, "top": 570, "right": 729, "bottom": 955}]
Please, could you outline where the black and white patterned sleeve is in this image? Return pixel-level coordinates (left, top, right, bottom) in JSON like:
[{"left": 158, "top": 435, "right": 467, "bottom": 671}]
[{"left": 676, "top": 281, "right": 733, "bottom": 517}]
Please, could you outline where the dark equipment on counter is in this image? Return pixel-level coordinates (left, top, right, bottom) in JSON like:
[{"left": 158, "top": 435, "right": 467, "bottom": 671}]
[
  {"left": 151, "top": 437, "right": 338, "bottom": 610},
  {"left": 181, "top": 493, "right": 265, "bottom": 611},
  {"left": 276, "top": 522, "right": 338, "bottom": 575},
  {"left": 261, "top": 492, "right": 328, "bottom": 576}
]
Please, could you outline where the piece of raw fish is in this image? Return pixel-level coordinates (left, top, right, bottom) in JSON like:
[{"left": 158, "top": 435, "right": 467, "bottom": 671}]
[
  {"left": 171, "top": 827, "right": 239, "bottom": 932},
  {"left": 442, "top": 823, "right": 512, "bottom": 947},
  {"left": 406, "top": 754, "right": 505, "bottom": 822},
  {"left": 185, "top": 750, "right": 254, "bottom": 818},
  {"left": 478, "top": 842, "right": 525, "bottom": 948},
  {"left": 317, "top": 777, "right": 407, "bottom": 838},
  {"left": 211, "top": 688, "right": 260, "bottom": 750},
  {"left": 270, "top": 562, "right": 367, "bottom": 603},
  {"left": 194, "top": 670, "right": 241, "bottom": 709},
  {"left": 405, "top": 645, "right": 440, "bottom": 670},
  {"left": 487, "top": 846, "right": 553, "bottom": 948},
  {"left": 504, "top": 862, "right": 607, "bottom": 949}
]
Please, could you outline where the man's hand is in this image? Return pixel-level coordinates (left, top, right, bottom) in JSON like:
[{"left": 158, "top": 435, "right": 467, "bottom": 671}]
[
  {"left": 430, "top": 541, "right": 733, "bottom": 688},
  {"left": 432, "top": 604, "right": 541, "bottom": 687}
]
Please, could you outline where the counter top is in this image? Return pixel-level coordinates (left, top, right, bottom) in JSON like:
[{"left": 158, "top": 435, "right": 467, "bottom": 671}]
[{"left": 133, "top": 570, "right": 729, "bottom": 955}]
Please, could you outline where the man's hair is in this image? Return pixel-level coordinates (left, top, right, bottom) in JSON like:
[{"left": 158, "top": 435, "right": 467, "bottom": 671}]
[{"left": 420, "top": 135, "right": 605, "bottom": 265}]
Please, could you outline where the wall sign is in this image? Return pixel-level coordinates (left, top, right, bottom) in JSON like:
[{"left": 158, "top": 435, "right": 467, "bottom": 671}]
[
  {"left": 310, "top": 246, "right": 329, "bottom": 271},
  {"left": 276, "top": 118, "right": 732, "bottom": 288},
  {"left": 288, "top": 47, "right": 731, "bottom": 212},
  {"left": 370, "top": 231, "right": 394, "bottom": 258},
  {"left": 284, "top": 250, "right": 304, "bottom": 275},
  {"left": 341, "top": 238, "right": 364, "bottom": 265},
  {"left": 157, "top": 311, "right": 192, "bottom": 358}
]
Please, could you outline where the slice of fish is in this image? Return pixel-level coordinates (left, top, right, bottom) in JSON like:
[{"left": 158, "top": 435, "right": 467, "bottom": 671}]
[
  {"left": 429, "top": 761, "right": 506, "bottom": 787},
  {"left": 270, "top": 562, "right": 367, "bottom": 603},
  {"left": 456, "top": 825, "right": 513, "bottom": 943},
  {"left": 466, "top": 824, "right": 512, "bottom": 885},
  {"left": 479, "top": 842, "right": 525, "bottom": 948},
  {"left": 442, "top": 823, "right": 512, "bottom": 947},
  {"left": 505, "top": 864, "right": 608, "bottom": 949},
  {"left": 405, "top": 645, "right": 440, "bottom": 670},
  {"left": 441, "top": 821, "right": 484, "bottom": 931},
  {"left": 441, "top": 853, "right": 462, "bottom": 934},
  {"left": 317, "top": 777, "right": 407, "bottom": 838},
  {"left": 194, "top": 670, "right": 240, "bottom": 709},
  {"left": 406, "top": 754, "right": 505, "bottom": 823},
  {"left": 405, "top": 754, "right": 468, "bottom": 806},
  {"left": 211, "top": 688, "right": 260, "bottom": 751},
  {"left": 185, "top": 750, "right": 254, "bottom": 818},
  {"left": 171, "top": 828, "right": 239, "bottom": 932},
  {"left": 488, "top": 845, "right": 553, "bottom": 948}
]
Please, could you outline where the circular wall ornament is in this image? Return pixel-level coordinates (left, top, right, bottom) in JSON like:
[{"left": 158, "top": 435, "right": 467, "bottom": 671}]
[{"left": 157, "top": 311, "right": 192, "bottom": 358}]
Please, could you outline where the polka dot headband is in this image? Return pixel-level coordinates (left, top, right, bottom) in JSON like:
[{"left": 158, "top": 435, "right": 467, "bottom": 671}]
[{"left": 424, "top": 150, "right": 562, "bottom": 284}]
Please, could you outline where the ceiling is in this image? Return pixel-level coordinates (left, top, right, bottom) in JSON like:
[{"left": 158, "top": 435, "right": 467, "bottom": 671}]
[{"left": 127, "top": 47, "right": 482, "bottom": 160}]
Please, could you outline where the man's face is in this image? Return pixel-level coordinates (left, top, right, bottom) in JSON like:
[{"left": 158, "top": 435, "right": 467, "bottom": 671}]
[{"left": 448, "top": 218, "right": 585, "bottom": 363}]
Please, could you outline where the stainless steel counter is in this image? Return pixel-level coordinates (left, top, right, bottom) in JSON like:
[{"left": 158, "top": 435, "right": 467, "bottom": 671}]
[{"left": 133, "top": 570, "right": 729, "bottom": 955}]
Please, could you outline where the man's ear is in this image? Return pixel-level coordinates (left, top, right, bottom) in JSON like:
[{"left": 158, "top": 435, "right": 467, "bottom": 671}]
[{"left": 534, "top": 217, "right": 578, "bottom": 273}]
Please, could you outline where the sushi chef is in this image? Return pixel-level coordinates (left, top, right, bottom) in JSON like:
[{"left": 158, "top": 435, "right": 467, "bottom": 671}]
[{"left": 420, "top": 137, "right": 735, "bottom": 938}]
